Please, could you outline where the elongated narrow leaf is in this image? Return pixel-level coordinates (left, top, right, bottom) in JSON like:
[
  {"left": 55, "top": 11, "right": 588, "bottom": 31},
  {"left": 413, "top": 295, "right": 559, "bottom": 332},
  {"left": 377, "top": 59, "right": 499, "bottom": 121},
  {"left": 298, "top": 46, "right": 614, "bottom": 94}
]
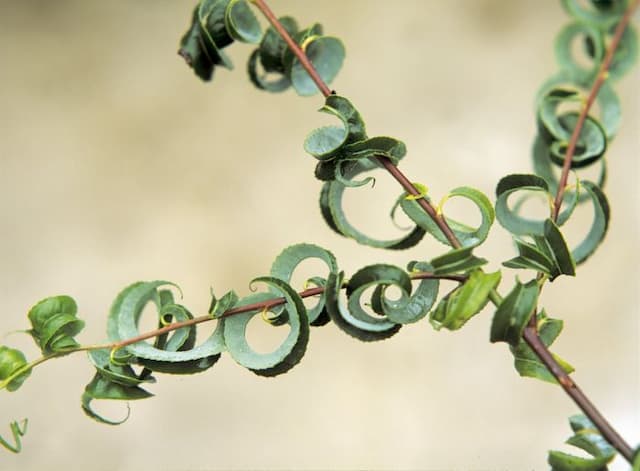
[
  {"left": 270, "top": 243, "right": 338, "bottom": 325},
  {"left": 496, "top": 174, "right": 551, "bottom": 236},
  {"left": 87, "top": 349, "right": 156, "bottom": 388},
  {"left": 561, "top": 0, "right": 628, "bottom": 28},
  {"left": 490, "top": 279, "right": 539, "bottom": 345},
  {"left": 325, "top": 271, "right": 400, "bottom": 341},
  {"left": 429, "top": 270, "right": 501, "bottom": 331},
  {"left": 223, "top": 277, "right": 308, "bottom": 376},
  {"left": 0, "top": 419, "right": 27, "bottom": 454},
  {"left": 548, "top": 414, "right": 616, "bottom": 470},
  {"left": 570, "top": 181, "right": 610, "bottom": 264},
  {"left": 510, "top": 310, "right": 574, "bottom": 384},
  {"left": 555, "top": 22, "right": 604, "bottom": 84},
  {"left": 430, "top": 246, "right": 488, "bottom": 276}
]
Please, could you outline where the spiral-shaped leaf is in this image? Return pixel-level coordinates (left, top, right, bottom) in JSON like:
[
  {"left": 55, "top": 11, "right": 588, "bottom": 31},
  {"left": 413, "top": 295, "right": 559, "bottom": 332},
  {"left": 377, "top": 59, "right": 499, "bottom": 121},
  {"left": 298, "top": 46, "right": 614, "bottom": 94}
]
[{"left": 28, "top": 295, "right": 84, "bottom": 355}]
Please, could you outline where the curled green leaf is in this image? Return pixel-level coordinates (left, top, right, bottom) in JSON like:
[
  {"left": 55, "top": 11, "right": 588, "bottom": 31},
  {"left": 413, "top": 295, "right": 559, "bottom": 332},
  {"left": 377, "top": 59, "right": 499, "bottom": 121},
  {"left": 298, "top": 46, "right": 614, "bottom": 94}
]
[
  {"left": 107, "top": 282, "right": 224, "bottom": 368},
  {"left": 224, "top": 0, "right": 262, "bottom": 44},
  {"left": 555, "top": 22, "right": 604, "bottom": 84},
  {"left": 561, "top": 0, "right": 628, "bottom": 29},
  {"left": 81, "top": 373, "right": 152, "bottom": 425},
  {"left": 270, "top": 243, "right": 338, "bottom": 325},
  {"left": 429, "top": 270, "right": 501, "bottom": 331},
  {"left": 0, "top": 419, "right": 27, "bottom": 454},
  {"left": 400, "top": 186, "right": 494, "bottom": 247},
  {"left": 28, "top": 295, "right": 84, "bottom": 355},
  {"left": 429, "top": 246, "right": 488, "bottom": 276},
  {"left": 319, "top": 161, "right": 426, "bottom": 250},
  {"left": 0, "top": 346, "right": 30, "bottom": 392},
  {"left": 346, "top": 263, "right": 439, "bottom": 325},
  {"left": 325, "top": 271, "right": 401, "bottom": 342},
  {"left": 223, "top": 277, "right": 309, "bottom": 376}
]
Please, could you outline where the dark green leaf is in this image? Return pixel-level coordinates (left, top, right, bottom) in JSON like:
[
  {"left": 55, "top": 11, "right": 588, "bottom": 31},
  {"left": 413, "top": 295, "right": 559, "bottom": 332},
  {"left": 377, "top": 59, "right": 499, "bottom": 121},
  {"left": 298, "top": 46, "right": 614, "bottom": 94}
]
[
  {"left": 490, "top": 279, "right": 539, "bottom": 345},
  {"left": 346, "top": 263, "right": 439, "bottom": 325},
  {"left": 570, "top": 181, "right": 610, "bottom": 265},
  {"left": 87, "top": 349, "right": 156, "bottom": 387},
  {"left": 325, "top": 271, "right": 401, "bottom": 341},
  {"left": 81, "top": 373, "right": 152, "bottom": 425},
  {"left": 429, "top": 270, "right": 501, "bottom": 331},
  {"left": 290, "top": 36, "right": 345, "bottom": 96},
  {"left": 495, "top": 174, "right": 552, "bottom": 236},
  {"left": 223, "top": 277, "right": 309, "bottom": 376}
]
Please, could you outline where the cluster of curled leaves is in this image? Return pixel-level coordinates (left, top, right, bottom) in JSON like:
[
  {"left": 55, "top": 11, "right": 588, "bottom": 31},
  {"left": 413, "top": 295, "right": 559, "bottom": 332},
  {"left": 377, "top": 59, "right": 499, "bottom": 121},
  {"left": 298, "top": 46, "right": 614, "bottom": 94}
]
[
  {"left": 1, "top": 0, "right": 639, "bottom": 468},
  {"left": 179, "top": 0, "right": 344, "bottom": 95}
]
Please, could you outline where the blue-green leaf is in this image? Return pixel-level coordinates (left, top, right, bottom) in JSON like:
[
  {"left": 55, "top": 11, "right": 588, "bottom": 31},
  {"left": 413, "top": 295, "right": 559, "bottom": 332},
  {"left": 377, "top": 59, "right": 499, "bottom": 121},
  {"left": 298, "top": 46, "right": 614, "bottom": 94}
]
[
  {"left": 325, "top": 271, "right": 401, "bottom": 342},
  {"left": 223, "top": 277, "right": 309, "bottom": 376},
  {"left": 81, "top": 373, "right": 152, "bottom": 425},
  {"left": 561, "top": 0, "right": 628, "bottom": 28},
  {"left": 570, "top": 181, "right": 610, "bottom": 265},
  {"left": 270, "top": 243, "right": 338, "bottom": 325},
  {"left": 429, "top": 246, "right": 488, "bottom": 276},
  {"left": 224, "top": 0, "right": 262, "bottom": 44},
  {"left": 400, "top": 186, "right": 494, "bottom": 247}
]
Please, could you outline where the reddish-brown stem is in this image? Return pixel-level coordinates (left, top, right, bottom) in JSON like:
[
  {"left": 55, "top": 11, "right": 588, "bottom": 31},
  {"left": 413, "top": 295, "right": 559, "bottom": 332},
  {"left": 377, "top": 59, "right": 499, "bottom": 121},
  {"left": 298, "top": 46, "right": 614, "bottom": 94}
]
[
  {"left": 552, "top": 0, "right": 639, "bottom": 221},
  {"left": 522, "top": 327, "right": 634, "bottom": 462},
  {"left": 110, "top": 271, "right": 455, "bottom": 350},
  {"left": 252, "top": 0, "right": 636, "bottom": 463}
]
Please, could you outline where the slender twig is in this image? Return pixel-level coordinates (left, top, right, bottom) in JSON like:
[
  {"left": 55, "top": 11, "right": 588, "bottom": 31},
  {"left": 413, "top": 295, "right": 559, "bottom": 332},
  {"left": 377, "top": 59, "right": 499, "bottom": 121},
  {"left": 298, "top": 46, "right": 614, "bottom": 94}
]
[
  {"left": 552, "top": 0, "right": 639, "bottom": 221},
  {"left": 248, "top": 0, "right": 638, "bottom": 463},
  {"left": 522, "top": 327, "right": 634, "bottom": 462}
]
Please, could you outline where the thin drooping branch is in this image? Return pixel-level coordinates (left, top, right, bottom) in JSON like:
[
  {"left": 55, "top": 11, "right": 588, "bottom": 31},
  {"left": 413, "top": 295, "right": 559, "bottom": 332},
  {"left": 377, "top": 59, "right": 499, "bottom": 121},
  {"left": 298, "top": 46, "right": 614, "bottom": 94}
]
[
  {"left": 250, "top": 0, "right": 461, "bottom": 249},
  {"left": 552, "top": 0, "right": 639, "bottom": 221},
  {"left": 249, "top": 0, "right": 637, "bottom": 463}
]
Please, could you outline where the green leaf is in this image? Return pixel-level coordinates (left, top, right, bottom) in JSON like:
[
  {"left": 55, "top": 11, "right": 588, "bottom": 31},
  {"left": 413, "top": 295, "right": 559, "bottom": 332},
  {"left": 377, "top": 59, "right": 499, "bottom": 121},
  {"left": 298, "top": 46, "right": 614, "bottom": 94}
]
[
  {"left": 81, "top": 373, "right": 153, "bottom": 425},
  {"left": 325, "top": 271, "right": 401, "bottom": 342},
  {"left": 570, "top": 181, "right": 610, "bottom": 265},
  {"left": 247, "top": 49, "right": 291, "bottom": 92},
  {"left": 319, "top": 161, "right": 426, "bottom": 250},
  {"left": 495, "top": 174, "right": 552, "bottom": 236},
  {"left": 107, "top": 282, "right": 225, "bottom": 366},
  {"left": 633, "top": 447, "right": 640, "bottom": 471},
  {"left": 304, "top": 95, "right": 367, "bottom": 160},
  {"left": 607, "top": 23, "right": 638, "bottom": 80},
  {"left": 290, "top": 36, "right": 345, "bottom": 96},
  {"left": 0, "top": 419, "right": 28, "bottom": 454},
  {"left": 0, "top": 346, "right": 30, "bottom": 392},
  {"left": 536, "top": 71, "right": 621, "bottom": 138},
  {"left": 555, "top": 22, "right": 604, "bottom": 84},
  {"left": 510, "top": 310, "right": 574, "bottom": 384},
  {"left": 504, "top": 219, "right": 575, "bottom": 281},
  {"left": 490, "top": 279, "right": 539, "bottom": 345},
  {"left": 28, "top": 295, "right": 84, "bottom": 355},
  {"left": 346, "top": 263, "right": 439, "bottom": 325},
  {"left": 429, "top": 270, "right": 501, "bottom": 331},
  {"left": 269, "top": 243, "right": 338, "bottom": 325},
  {"left": 209, "top": 290, "right": 239, "bottom": 318},
  {"left": 532, "top": 133, "right": 607, "bottom": 200},
  {"left": 429, "top": 246, "right": 488, "bottom": 276},
  {"left": 548, "top": 414, "right": 616, "bottom": 470},
  {"left": 224, "top": 0, "right": 262, "bottom": 44},
  {"left": 87, "top": 349, "right": 156, "bottom": 388},
  {"left": 223, "top": 277, "right": 309, "bottom": 376},
  {"left": 400, "top": 186, "right": 494, "bottom": 248}
]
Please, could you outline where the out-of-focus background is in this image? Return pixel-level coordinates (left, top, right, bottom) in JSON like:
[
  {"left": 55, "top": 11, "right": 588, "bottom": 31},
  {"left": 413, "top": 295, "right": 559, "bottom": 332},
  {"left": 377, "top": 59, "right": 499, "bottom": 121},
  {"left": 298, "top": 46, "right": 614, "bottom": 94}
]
[{"left": 0, "top": 1, "right": 638, "bottom": 470}]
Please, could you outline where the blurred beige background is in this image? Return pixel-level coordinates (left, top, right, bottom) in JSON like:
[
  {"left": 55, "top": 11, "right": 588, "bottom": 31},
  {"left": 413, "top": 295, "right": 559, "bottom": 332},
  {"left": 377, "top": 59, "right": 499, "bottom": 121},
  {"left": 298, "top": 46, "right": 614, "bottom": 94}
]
[{"left": 0, "top": 1, "right": 638, "bottom": 470}]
